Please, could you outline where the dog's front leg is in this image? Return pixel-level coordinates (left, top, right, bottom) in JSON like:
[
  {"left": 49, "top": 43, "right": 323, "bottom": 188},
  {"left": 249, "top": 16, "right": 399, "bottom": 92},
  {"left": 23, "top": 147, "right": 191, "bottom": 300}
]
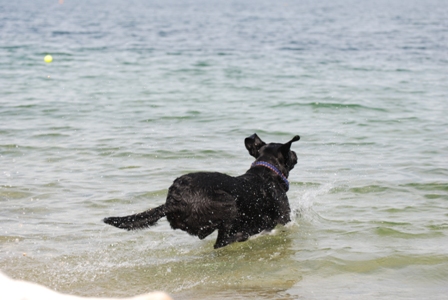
[{"left": 276, "top": 195, "right": 291, "bottom": 225}]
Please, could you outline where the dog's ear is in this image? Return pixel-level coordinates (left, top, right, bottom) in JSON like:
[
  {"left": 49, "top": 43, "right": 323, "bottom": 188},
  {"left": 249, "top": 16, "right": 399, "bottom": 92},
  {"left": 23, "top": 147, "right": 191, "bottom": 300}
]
[
  {"left": 245, "top": 133, "right": 266, "bottom": 158},
  {"left": 279, "top": 135, "right": 300, "bottom": 159}
]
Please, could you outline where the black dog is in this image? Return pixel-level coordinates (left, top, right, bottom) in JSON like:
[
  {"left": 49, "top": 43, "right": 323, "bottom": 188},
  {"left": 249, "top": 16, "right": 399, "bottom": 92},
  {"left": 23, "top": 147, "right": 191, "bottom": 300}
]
[{"left": 103, "top": 133, "right": 300, "bottom": 249}]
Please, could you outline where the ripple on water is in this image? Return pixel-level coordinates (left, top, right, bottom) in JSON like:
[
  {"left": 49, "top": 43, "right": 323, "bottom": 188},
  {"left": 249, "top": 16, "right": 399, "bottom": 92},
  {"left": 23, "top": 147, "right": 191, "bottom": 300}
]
[{"left": 374, "top": 226, "right": 444, "bottom": 239}]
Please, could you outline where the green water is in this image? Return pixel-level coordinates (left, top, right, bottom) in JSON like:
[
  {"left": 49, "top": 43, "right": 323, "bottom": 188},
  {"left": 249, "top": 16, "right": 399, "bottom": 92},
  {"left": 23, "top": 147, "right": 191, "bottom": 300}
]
[{"left": 1, "top": 0, "right": 447, "bottom": 299}]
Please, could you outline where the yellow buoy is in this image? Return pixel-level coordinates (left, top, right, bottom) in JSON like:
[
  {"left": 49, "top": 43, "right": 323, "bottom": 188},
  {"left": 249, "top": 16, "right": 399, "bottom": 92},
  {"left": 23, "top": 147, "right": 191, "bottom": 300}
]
[{"left": 44, "top": 55, "right": 53, "bottom": 63}]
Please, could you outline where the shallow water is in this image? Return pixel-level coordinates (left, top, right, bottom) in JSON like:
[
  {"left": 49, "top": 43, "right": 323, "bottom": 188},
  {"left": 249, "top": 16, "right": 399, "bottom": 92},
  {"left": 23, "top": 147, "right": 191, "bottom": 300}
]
[{"left": 1, "top": 0, "right": 448, "bottom": 299}]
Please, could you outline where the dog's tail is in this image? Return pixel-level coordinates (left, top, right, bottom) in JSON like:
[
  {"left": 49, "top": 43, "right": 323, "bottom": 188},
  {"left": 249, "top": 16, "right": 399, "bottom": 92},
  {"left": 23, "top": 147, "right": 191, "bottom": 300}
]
[{"left": 103, "top": 204, "right": 167, "bottom": 230}]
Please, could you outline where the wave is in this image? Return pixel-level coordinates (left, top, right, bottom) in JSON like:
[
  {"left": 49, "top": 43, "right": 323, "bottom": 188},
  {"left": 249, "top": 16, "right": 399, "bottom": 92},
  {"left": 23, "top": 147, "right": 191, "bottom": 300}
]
[
  {"left": 401, "top": 182, "right": 448, "bottom": 192},
  {"left": 269, "top": 101, "right": 389, "bottom": 112}
]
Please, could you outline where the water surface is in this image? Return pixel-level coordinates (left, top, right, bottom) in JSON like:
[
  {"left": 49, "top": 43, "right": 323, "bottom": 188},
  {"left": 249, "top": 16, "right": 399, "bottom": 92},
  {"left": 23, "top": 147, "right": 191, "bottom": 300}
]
[{"left": 1, "top": 0, "right": 447, "bottom": 299}]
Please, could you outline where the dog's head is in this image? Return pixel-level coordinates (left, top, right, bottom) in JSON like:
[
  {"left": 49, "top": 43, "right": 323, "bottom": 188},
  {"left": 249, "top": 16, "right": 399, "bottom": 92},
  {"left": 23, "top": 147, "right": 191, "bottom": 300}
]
[{"left": 245, "top": 133, "right": 300, "bottom": 177}]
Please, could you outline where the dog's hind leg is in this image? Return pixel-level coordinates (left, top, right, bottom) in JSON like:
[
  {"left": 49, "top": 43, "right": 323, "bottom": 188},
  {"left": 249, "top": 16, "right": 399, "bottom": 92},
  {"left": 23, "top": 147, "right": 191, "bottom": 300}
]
[
  {"left": 214, "top": 228, "right": 249, "bottom": 249},
  {"left": 103, "top": 204, "right": 167, "bottom": 230},
  {"left": 214, "top": 229, "right": 232, "bottom": 249},
  {"left": 198, "top": 226, "right": 216, "bottom": 240}
]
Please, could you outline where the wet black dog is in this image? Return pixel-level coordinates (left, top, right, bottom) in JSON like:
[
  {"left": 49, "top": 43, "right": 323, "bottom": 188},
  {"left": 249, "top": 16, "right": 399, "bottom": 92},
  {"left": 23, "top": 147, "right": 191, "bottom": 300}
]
[{"left": 103, "top": 133, "right": 300, "bottom": 248}]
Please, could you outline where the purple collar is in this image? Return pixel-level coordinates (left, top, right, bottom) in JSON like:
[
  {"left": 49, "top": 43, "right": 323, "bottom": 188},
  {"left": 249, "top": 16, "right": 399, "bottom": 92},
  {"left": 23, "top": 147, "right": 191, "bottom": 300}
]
[{"left": 251, "top": 161, "right": 289, "bottom": 191}]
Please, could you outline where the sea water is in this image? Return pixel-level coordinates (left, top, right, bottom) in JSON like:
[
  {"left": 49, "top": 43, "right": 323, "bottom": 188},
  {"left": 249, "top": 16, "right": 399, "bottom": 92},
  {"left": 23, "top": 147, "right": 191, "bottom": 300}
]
[{"left": 1, "top": 0, "right": 447, "bottom": 299}]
